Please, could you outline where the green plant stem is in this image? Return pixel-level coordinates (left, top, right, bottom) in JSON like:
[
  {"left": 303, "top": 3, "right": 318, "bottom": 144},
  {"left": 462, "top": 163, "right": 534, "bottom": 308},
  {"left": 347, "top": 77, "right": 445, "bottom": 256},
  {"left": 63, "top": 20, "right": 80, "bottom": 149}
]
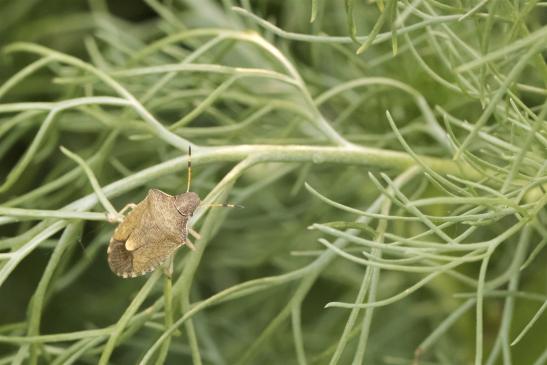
[
  {"left": 0, "top": 207, "right": 109, "bottom": 225},
  {"left": 351, "top": 193, "right": 392, "bottom": 364},
  {"left": 474, "top": 244, "right": 495, "bottom": 365},
  {"left": 98, "top": 271, "right": 161, "bottom": 365},
  {"left": 3, "top": 42, "right": 192, "bottom": 152},
  {"left": 137, "top": 167, "right": 418, "bottom": 365},
  {"left": 231, "top": 6, "right": 461, "bottom": 45},
  {"left": 454, "top": 41, "right": 545, "bottom": 159},
  {"left": 0, "top": 221, "right": 67, "bottom": 288},
  {"left": 0, "top": 97, "right": 129, "bottom": 194},
  {"left": 291, "top": 304, "right": 307, "bottom": 365},
  {"left": 59, "top": 146, "right": 119, "bottom": 218},
  {"left": 26, "top": 223, "right": 83, "bottom": 365},
  {"left": 173, "top": 159, "right": 256, "bottom": 365},
  {"left": 154, "top": 270, "right": 174, "bottom": 365},
  {"left": 2, "top": 144, "right": 484, "bottom": 229}
]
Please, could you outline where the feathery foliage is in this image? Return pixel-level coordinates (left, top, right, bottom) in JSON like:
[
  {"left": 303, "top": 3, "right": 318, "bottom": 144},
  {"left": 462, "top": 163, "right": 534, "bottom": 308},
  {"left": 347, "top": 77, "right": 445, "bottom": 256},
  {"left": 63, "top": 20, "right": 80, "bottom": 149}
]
[{"left": 0, "top": 1, "right": 546, "bottom": 364}]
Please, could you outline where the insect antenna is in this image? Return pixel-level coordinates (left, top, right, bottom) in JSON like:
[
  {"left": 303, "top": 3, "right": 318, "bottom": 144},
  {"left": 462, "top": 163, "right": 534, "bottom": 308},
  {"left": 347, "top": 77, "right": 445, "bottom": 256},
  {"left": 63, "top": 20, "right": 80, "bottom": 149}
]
[
  {"left": 186, "top": 146, "right": 192, "bottom": 193},
  {"left": 200, "top": 203, "right": 244, "bottom": 209}
]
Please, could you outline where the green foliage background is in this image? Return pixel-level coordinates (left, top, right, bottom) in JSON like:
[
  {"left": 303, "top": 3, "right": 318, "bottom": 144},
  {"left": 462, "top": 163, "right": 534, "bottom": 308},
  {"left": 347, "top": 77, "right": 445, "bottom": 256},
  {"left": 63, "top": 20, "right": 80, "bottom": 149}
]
[{"left": 0, "top": 1, "right": 546, "bottom": 364}]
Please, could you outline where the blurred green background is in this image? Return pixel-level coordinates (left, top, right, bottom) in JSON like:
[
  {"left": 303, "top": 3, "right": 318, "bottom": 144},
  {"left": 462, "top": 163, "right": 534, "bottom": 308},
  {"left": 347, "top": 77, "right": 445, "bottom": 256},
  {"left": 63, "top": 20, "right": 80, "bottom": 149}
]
[{"left": 0, "top": 1, "right": 546, "bottom": 364}]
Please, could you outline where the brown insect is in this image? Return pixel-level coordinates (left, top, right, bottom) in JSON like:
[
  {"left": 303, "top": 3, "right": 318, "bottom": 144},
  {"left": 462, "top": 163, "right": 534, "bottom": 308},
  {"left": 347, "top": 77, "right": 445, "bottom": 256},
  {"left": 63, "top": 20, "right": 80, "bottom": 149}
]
[{"left": 107, "top": 147, "right": 238, "bottom": 278}]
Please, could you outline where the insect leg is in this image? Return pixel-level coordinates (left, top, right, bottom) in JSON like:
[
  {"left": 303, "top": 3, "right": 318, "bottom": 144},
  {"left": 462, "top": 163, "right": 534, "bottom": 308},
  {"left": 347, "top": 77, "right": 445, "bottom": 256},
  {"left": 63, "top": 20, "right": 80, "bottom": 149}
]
[
  {"left": 119, "top": 203, "right": 138, "bottom": 216},
  {"left": 189, "top": 228, "right": 201, "bottom": 240},
  {"left": 185, "top": 238, "right": 196, "bottom": 251},
  {"left": 163, "top": 256, "right": 174, "bottom": 279}
]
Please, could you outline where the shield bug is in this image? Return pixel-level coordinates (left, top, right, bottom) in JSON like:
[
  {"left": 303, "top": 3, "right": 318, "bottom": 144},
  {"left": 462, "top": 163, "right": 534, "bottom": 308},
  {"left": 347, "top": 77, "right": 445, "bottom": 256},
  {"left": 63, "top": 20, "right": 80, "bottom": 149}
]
[{"left": 107, "top": 147, "right": 239, "bottom": 278}]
